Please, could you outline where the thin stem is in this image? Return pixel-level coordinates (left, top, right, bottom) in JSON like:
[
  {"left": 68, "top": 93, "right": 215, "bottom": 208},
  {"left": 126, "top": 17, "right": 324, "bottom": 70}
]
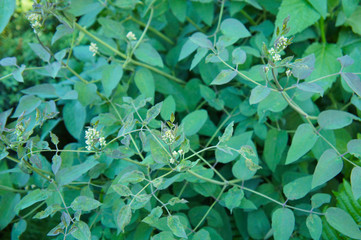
[
  {"left": 190, "top": 148, "right": 227, "bottom": 182},
  {"left": 306, "top": 118, "right": 360, "bottom": 168},
  {"left": 204, "top": 107, "right": 237, "bottom": 148},
  {"left": 284, "top": 72, "right": 340, "bottom": 91},
  {"left": 0, "top": 184, "right": 28, "bottom": 193},
  {"left": 190, "top": 185, "right": 227, "bottom": 235},
  {"left": 319, "top": 17, "right": 327, "bottom": 44},
  {"left": 129, "top": 16, "right": 174, "bottom": 45},
  {"left": 186, "top": 17, "right": 205, "bottom": 33},
  {"left": 129, "top": 8, "right": 154, "bottom": 60},
  {"left": 213, "top": 0, "right": 225, "bottom": 45},
  {"left": 240, "top": 10, "right": 256, "bottom": 26},
  {"left": 74, "top": 23, "right": 185, "bottom": 84}
]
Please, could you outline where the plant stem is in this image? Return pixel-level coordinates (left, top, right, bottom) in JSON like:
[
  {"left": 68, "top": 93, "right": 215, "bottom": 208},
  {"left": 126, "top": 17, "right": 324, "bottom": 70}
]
[
  {"left": 320, "top": 17, "right": 327, "bottom": 44},
  {"left": 74, "top": 23, "right": 185, "bottom": 84},
  {"left": 129, "top": 16, "right": 174, "bottom": 45}
]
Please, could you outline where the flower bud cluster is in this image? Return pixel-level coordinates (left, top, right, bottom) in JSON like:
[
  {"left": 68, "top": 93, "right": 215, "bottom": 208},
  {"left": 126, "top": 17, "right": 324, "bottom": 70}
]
[
  {"left": 14, "top": 124, "right": 25, "bottom": 141},
  {"left": 27, "top": 13, "right": 42, "bottom": 33},
  {"left": 275, "top": 36, "right": 288, "bottom": 52},
  {"left": 268, "top": 36, "right": 290, "bottom": 62},
  {"left": 268, "top": 48, "right": 281, "bottom": 62},
  {"left": 170, "top": 149, "right": 184, "bottom": 164},
  {"left": 85, "top": 127, "right": 106, "bottom": 151},
  {"left": 89, "top": 43, "right": 98, "bottom": 56},
  {"left": 126, "top": 31, "right": 137, "bottom": 41},
  {"left": 162, "top": 129, "right": 176, "bottom": 145}
]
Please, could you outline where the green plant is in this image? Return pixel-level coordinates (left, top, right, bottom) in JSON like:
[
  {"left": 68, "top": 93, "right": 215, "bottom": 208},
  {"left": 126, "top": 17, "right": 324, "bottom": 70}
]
[{"left": 1, "top": 0, "right": 361, "bottom": 239}]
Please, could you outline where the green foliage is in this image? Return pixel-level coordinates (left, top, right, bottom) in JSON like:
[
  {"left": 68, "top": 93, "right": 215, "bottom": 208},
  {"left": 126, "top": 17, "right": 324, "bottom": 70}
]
[{"left": 1, "top": 0, "right": 361, "bottom": 239}]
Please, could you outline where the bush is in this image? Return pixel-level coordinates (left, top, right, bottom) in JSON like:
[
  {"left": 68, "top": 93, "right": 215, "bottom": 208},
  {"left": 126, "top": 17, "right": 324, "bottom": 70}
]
[{"left": 1, "top": 0, "right": 361, "bottom": 239}]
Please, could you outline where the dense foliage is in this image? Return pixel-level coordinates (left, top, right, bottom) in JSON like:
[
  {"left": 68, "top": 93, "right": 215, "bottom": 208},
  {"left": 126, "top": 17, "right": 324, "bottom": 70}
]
[{"left": 1, "top": 0, "right": 361, "bottom": 239}]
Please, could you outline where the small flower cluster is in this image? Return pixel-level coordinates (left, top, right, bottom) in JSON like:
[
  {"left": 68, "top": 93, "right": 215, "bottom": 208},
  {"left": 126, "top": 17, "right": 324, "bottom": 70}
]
[
  {"left": 85, "top": 127, "right": 106, "bottom": 151},
  {"left": 275, "top": 36, "right": 288, "bottom": 52},
  {"left": 27, "top": 13, "right": 42, "bottom": 33},
  {"left": 126, "top": 31, "right": 137, "bottom": 41},
  {"left": 268, "top": 36, "right": 290, "bottom": 62},
  {"left": 286, "top": 69, "right": 292, "bottom": 77},
  {"left": 89, "top": 43, "right": 98, "bottom": 56},
  {"left": 268, "top": 48, "right": 281, "bottom": 62},
  {"left": 170, "top": 149, "right": 184, "bottom": 164},
  {"left": 14, "top": 124, "right": 25, "bottom": 141},
  {"left": 162, "top": 129, "right": 176, "bottom": 145}
]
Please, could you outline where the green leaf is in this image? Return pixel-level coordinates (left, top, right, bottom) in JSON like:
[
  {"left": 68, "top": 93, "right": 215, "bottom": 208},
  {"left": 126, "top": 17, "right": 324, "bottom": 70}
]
[
  {"left": 337, "top": 55, "right": 354, "bottom": 67},
  {"left": 52, "top": 24, "right": 73, "bottom": 45},
  {"left": 224, "top": 186, "right": 244, "bottom": 213},
  {"left": 247, "top": 209, "right": 270, "bottom": 239},
  {"left": 102, "top": 63, "right": 123, "bottom": 97},
  {"left": 135, "top": 68, "right": 155, "bottom": 102},
  {"left": 304, "top": 43, "right": 342, "bottom": 89},
  {"left": 22, "top": 84, "right": 57, "bottom": 98},
  {"left": 179, "top": 39, "right": 198, "bottom": 61},
  {"left": 210, "top": 69, "right": 237, "bottom": 85},
  {"left": 346, "top": 7, "right": 361, "bottom": 35},
  {"left": 325, "top": 207, "right": 361, "bottom": 239},
  {"left": 220, "top": 18, "right": 251, "bottom": 45},
  {"left": 12, "top": 64, "right": 25, "bottom": 82},
  {"left": 70, "top": 196, "right": 101, "bottom": 211},
  {"left": 63, "top": 101, "right": 86, "bottom": 140},
  {"left": 56, "top": 158, "right": 98, "bottom": 186},
  {"left": 285, "top": 124, "right": 318, "bottom": 164},
  {"left": 0, "top": 108, "right": 12, "bottom": 133},
  {"left": 232, "top": 47, "right": 247, "bottom": 65},
  {"left": 117, "top": 205, "right": 132, "bottom": 233},
  {"left": 272, "top": 208, "right": 295, "bottom": 240},
  {"left": 15, "top": 189, "right": 49, "bottom": 214},
  {"left": 167, "top": 215, "right": 187, "bottom": 239},
  {"left": 74, "top": 82, "right": 99, "bottom": 107},
  {"left": 0, "top": 193, "right": 19, "bottom": 230},
  {"left": 190, "top": 47, "right": 209, "bottom": 70},
  {"left": 12, "top": 95, "right": 41, "bottom": 118},
  {"left": 112, "top": 184, "right": 132, "bottom": 197},
  {"left": 249, "top": 86, "right": 271, "bottom": 105},
  {"left": 28, "top": 43, "right": 51, "bottom": 62},
  {"left": 306, "top": 214, "right": 322, "bottom": 240},
  {"left": 160, "top": 95, "right": 175, "bottom": 121},
  {"left": 275, "top": 0, "right": 320, "bottom": 37},
  {"left": 311, "top": 193, "right": 331, "bottom": 209},
  {"left": 149, "top": 135, "right": 169, "bottom": 164},
  {"left": 342, "top": 0, "right": 359, "bottom": 17},
  {"left": 145, "top": 102, "right": 162, "bottom": 123},
  {"left": 71, "top": 221, "right": 91, "bottom": 240},
  {"left": 0, "top": 57, "right": 16, "bottom": 66},
  {"left": 318, "top": 110, "right": 358, "bottom": 130},
  {"left": 182, "top": 110, "right": 208, "bottom": 136},
  {"left": 189, "top": 32, "right": 213, "bottom": 49},
  {"left": 0, "top": 0, "right": 15, "bottom": 33},
  {"left": 134, "top": 43, "right": 164, "bottom": 67},
  {"left": 142, "top": 207, "right": 163, "bottom": 226},
  {"left": 292, "top": 54, "right": 315, "bottom": 80},
  {"left": 152, "top": 231, "right": 175, "bottom": 240},
  {"left": 11, "top": 219, "right": 27, "bottom": 240},
  {"left": 351, "top": 167, "right": 361, "bottom": 200},
  {"left": 119, "top": 170, "right": 145, "bottom": 183},
  {"left": 348, "top": 139, "right": 361, "bottom": 157},
  {"left": 296, "top": 82, "right": 324, "bottom": 96},
  {"left": 169, "top": 0, "right": 187, "bottom": 22},
  {"left": 312, "top": 149, "right": 343, "bottom": 189},
  {"left": 218, "top": 121, "right": 234, "bottom": 143},
  {"left": 283, "top": 175, "right": 312, "bottom": 200},
  {"left": 193, "top": 229, "right": 211, "bottom": 240},
  {"left": 341, "top": 72, "right": 361, "bottom": 97},
  {"left": 264, "top": 129, "right": 288, "bottom": 172}
]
